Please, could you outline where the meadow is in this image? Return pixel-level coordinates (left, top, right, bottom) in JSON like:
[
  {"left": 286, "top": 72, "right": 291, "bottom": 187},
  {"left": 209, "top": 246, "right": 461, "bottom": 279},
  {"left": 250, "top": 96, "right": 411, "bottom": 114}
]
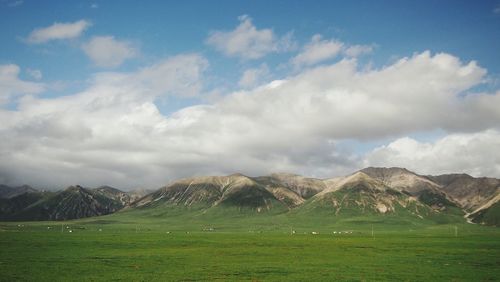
[{"left": 0, "top": 208, "right": 499, "bottom": 281}]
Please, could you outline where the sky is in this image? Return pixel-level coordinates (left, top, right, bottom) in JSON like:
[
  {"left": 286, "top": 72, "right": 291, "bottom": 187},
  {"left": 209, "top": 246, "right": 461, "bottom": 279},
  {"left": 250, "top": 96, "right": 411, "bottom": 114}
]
[{"left": 0, "top": 0, "right": 499, "bottom": 190}]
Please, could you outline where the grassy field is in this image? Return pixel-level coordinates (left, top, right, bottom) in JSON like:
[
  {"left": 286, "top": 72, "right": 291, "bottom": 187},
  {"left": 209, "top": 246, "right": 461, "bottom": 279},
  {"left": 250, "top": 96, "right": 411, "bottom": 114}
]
[{"left": 0, "top": 208, "right": 499, "bottom": 281}]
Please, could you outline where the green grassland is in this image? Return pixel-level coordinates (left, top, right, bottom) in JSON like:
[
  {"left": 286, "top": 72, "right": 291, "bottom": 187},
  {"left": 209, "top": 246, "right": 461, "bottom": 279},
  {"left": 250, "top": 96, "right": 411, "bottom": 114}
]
[{"left": 0, "top": 206, "right": 499, "bottom": 281}]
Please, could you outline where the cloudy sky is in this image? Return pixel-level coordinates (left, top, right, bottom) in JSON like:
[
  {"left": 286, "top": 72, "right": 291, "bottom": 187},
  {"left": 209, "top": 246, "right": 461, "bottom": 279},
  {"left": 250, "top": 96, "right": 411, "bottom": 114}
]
[{"left": 1, "top": 0, "right": 499, "bottom": 189}]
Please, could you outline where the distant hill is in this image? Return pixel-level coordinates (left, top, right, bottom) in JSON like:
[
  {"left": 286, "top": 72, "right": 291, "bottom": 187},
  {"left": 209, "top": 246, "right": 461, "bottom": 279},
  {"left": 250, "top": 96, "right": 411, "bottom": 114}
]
[
  {"left": 426, "top": 173, "right": 500, "bottom": 225},
  {"left": 127, "top": 187, "right": 155, "bottom": 202},
  {"left": 1, "top": 167, "right": 499, "bottom": 225},
  {"left": 0, "top": 185, "right": 139, "bottom": 221},
  {"left": 0, "top": 185, "right": 38, "bottom": 199},
  {"left": 427, "top": 173, "right": 499, "bottom": 211},
  {"left": 0, "top": 190, "right": 52, "bottom": 217}
]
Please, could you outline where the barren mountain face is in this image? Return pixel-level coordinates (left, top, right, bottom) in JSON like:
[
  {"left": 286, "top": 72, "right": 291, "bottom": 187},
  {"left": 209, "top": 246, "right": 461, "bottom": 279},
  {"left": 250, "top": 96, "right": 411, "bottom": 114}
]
[
  {"left": 429, "top": 174, "right": 500, "bottom": 211},
  {"left": 1, "top": 167, "right": 498, "bottom": 225}
]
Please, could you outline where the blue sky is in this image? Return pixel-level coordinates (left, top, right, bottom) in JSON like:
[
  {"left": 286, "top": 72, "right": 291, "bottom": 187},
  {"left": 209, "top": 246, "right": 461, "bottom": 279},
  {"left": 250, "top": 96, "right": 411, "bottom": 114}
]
[
  {"left": 2, "top": 1, "right": 499, "bottom": 89},
  {"left": 1, "top": 0, "right": 500, "bottom": 189}
]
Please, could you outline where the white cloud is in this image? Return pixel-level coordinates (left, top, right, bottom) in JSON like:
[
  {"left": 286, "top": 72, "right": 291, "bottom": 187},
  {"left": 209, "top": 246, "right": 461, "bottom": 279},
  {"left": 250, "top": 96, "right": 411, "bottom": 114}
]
[
  {"left": 364, "top": 130, "right": 500, "bottom": 177},
  {"left": 90, "top": 3, "right": 98, "bottom": 9},
  {"left": 291, "top": 34, "right": 344, "bottom": 67},
  {"left": 238, "top": 64, "right": 270, "bottom": 88},
  {"left": 291, "top": 35, "right": 374, "bottom": 68},
  {"left": 0, "top": 54, "right": 208, "bottom": 188},
  {"left": 82, "top": 36, "right": 137, "bottom": 68},
  {"left": 26, "top": 69, "right": 42, "bottom": 80},
  {"left": 277, "top": 31, "right": 298, "bottom": 53},
  {"left": 0, "top": 64, "right": 45, "bottom": 105},
  {"left": 1, "top": 51, "right": 499, "bottom": 189},
  {"left": 206, "top": 15, "right": 293, "bottom": 60},
  {"left": 27, "top": 20, "right": 91, "bottom": 43},
  {"left": 344, "top": 44, "right": 374, "bottom": 57}
]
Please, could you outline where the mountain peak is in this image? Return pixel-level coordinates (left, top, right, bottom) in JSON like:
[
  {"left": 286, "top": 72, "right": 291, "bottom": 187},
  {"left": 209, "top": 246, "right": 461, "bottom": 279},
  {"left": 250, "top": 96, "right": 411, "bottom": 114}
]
[
  {"left": 227, "top": 172, "right": 247, "bottom": 178},
  {"left": 95, "top": 186, "right": 123, "bottom": 194},
  {"left": 269, "top": 172, "right": 303, "bottom": 178},
  {"left": 320, "top": 171, "right": 385, "bottom": 195},
  {"left": 1, "top": 169, "right": 498, "bottom": 225},
  {"left": 65, "top": 185, "right": 86, "bottom": 192},
  {"left": 345, "top": 171, "right": 376, "bottom": 182},
  {"left": 360, "top": 167, "right": 414, "bottom": 177},
  {"left": 361, "top": 167, "right": 440, "bottom": 193}
]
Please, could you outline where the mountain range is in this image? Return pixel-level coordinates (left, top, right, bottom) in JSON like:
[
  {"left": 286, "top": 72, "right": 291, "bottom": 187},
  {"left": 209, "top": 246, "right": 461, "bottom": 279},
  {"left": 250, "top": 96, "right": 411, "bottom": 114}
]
[
  {"left": 0, "top": 185, "right": 149, "bottom": 221},
  {"left": 0, "top": 167, "right": 498, "bottom": 226}
]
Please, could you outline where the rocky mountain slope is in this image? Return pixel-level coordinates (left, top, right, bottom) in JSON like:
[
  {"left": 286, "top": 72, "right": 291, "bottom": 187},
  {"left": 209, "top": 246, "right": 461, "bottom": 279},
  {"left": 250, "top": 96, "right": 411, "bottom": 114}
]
[
  {"left": 131, "top": 174, "right": 288, "bottom": 213},
  {"left": 1, "top": 167, "right": 498, "bottom": 225},
  {"left": 298, "top": 172, "right": 422, "bottom": 215},
  {"left": 0, "top": 185, "right": 140, "bottom": 221},
  {"left": 0, "top": 185, "right": 38, "bottom": 199},
  {"left": 427, "top": 173, "right": 500, "bottom": 225},
  {"left": 360, "top": 167, "right": 457, "bottom": 211},
  {"left": 129, "top": 170, "right": 456, "bottom": 223},
  {"left": 131, "top": 168, "right": 498, "bottom": 225},
  {"left": 0, "top": 190, "right": 52, "bottom": 217}
]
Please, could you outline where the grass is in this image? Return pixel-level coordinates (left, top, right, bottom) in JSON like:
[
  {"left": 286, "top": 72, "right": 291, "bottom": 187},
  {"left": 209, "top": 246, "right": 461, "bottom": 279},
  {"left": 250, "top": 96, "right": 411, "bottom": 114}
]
[
  {"left": 0, "top": 207, "right": 499, "bottom": 281},
  {"left": 471, "top": 201, "right": 500, "bottom": 226}
]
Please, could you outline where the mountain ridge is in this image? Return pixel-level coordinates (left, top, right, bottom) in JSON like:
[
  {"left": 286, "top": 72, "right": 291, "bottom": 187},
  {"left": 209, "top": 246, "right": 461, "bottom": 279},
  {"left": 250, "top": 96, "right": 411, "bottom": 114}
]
[
  {"left": 1, "top": 167, "right": 499, "bottom": 225},
  {"left": 0, "top": 185, "right": 141, "bottom": 221}
]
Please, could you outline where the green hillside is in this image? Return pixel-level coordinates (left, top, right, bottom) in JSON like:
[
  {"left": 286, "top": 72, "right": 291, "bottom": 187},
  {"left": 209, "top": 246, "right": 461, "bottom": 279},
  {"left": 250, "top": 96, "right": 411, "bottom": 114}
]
[{"left": 471, "top": 202, "right": 500, "bottom": 226}]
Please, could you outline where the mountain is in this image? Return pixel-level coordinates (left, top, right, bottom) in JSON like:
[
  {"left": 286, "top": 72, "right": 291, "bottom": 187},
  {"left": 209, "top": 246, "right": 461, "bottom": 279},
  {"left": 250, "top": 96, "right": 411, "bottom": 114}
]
[
  {"left": 127, "top": 187, "right": 154, "bottom": 202},
  {"left": 0, "top": 185, "right": 38, "bottom": 199},
  {"left": 427, "top": 173, "right": 500, "bottom": 225},
  {"left": 300, "top": 172, "right": 412, "bottom": 214},
  {"left": 0, "top": 185, "right": 138, "bottom": 221},
  {"left": 254, "top": 173, "right": 328, "bottom": 200},
  {"left": 94, "top": 186, "right": 135, "bottom": 206},
  {"left": 360, "top": 167, "right": 440, "bottom": 194},
  {"left": 428, "top": 174, "right": 500, "bottom": 211},
  {"left": 131, "top": 170, "right": 465, "bottom": 224},
  {"left": 0, "top": 190, "right": 52, "bottom": 218},
  {"left": 295, "top": 171, "right": 464, "bottom": 225},
  {"left": 468, "top": 199, "right": 500, "bottom": 226},
  {"left": 360, "top": 167, "right": 457, "bottom": 211},
  {"left": 132, "top": 174, "right": 288, "bottom": 213},
  {"left": 1, "top": 167, "right": 499, "bottom": 225}
]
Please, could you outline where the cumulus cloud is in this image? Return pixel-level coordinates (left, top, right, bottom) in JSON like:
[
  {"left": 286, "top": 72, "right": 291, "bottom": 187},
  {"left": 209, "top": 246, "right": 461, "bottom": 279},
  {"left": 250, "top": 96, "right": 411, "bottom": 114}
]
[
  {"left": 344, "top": 44, "right": 374, "bottom": 57},
  {"left": 292, "top": 35, "right": 375, "bottom": 68},
  {"left": 364, "top": 130, "right": 500, "bottom": 177},
  {"left": 291, "top": 34, "right": 344, "bottom": 67},
  {"left": 206, "top": 15, "right": 293, "bottom": 60},
  {"left": 1, "top": 51, "right": 499, "bottom": 189},
  {"left": 82, "top": 36, "right": 137, "bottom": 68},
  {"left": 238, "top": 64, "right": 270, "bottom": 88},
  {"left": 27, "top": 20, "right": 91, "bottom": 43},
  {"left": 0, "top": 54, "right": 208, "bottom": 188},
  {"left": 0, "top": 64, "right": 45, "bottom": 105}
]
